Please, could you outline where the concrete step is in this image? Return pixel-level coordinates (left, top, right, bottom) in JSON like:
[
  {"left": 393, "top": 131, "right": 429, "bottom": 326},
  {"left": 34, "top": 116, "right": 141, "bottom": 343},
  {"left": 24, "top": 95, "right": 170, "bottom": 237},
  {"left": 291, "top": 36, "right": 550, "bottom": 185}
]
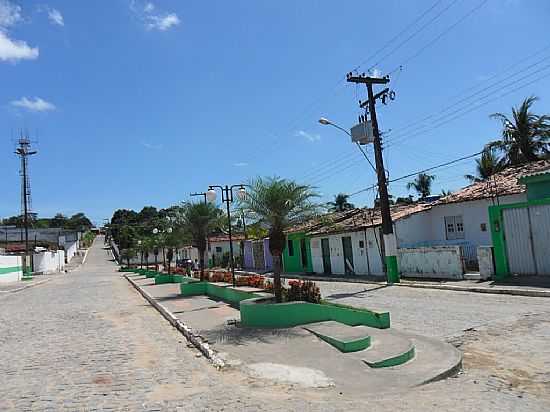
[
  {"left": 347, "top": 327, "right": 415, "bottom": 368},
  {"left": 372, "top": 332, "right": 463, "bottom": 385},
  {"left": 302, "top": 321, "right": 371, "bottom": 353}
]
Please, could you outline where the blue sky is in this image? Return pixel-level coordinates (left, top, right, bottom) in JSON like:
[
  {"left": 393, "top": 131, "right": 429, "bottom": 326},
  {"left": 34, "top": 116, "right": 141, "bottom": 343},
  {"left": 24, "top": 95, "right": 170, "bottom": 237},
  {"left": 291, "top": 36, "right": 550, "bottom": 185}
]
[{"left": 1, "top": 0, "right": 550, "bottom": 225}]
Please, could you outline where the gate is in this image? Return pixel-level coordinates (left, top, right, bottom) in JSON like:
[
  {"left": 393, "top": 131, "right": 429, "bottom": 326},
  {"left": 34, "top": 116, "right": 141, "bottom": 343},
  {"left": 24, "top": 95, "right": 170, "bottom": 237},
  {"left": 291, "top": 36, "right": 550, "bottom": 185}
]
[{"left": 503, "top": 204, "right": 550, "bottom": 275}]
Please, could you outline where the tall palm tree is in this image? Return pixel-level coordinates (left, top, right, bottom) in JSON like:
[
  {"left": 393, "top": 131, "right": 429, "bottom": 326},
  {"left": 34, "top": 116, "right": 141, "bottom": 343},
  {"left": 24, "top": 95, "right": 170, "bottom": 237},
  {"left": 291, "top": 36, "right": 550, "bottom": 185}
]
[
  {"left": 489, "top": 96, "right": 550, "bottom": 165},
  {"left": 407, "top": 173, "right": 435, "bottom": 199},
  {"left": 178, "top": 202, "right": 221, "bottom": 280},
  {"left": 327, "top": 193, "right": 355, "bottom": 212},
  {"left": 465, "top": 147, "right": 503, "bottom": 183},
  {"left": 240, "top": 177, "right": 319, "bottom": 302}
]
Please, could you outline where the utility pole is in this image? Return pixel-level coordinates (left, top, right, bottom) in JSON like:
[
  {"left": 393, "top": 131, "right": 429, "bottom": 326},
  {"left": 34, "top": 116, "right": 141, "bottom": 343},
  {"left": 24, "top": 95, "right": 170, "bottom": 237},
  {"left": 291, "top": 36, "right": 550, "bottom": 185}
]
[
  {"left": 15, "top": 135, "right": 37, "bottom": 275},
  {"left": 346, "top": 73, "right": 400, "bottom": 284}
]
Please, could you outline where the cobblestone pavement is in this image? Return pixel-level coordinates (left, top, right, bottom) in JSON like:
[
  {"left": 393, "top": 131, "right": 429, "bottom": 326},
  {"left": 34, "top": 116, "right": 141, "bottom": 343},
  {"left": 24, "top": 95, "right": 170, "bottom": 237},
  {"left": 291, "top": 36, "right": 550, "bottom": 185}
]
[{"left": 1, "top": 239, "right": 549, "bottom": 411}]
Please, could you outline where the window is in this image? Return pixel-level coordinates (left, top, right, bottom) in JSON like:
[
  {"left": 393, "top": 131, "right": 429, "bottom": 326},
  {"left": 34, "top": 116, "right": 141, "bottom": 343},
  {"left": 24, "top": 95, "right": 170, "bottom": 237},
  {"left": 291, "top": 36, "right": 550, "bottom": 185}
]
[
  {"left": 287, "top": 239, "right": 294, "bottom": 256},
  {"left": 359, "top": 240, "right": 365, "bottom": 248},
  {"left": 215, "top": 246, "right": 222, "bottom": 253},
  {"left": 445, "top": 216, "right": 465, "bottom": 240},
  {"left": 480, "top": 223, "right": 487, "bottom": 232}
]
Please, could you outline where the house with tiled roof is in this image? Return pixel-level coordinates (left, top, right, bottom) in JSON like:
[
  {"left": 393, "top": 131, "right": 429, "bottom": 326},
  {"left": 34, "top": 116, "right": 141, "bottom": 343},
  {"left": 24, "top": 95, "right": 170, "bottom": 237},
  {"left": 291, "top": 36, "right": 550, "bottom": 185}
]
[{"left": 306, "top": 160, "right": 550, "bottom": 279}]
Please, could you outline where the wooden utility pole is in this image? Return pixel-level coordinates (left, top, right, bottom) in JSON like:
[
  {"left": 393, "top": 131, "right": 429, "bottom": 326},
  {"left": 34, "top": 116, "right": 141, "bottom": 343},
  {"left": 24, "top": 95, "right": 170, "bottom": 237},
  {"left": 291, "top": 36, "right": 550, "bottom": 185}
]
[{"left": 346, "top": 73, "right": 400, "bottom": 283}]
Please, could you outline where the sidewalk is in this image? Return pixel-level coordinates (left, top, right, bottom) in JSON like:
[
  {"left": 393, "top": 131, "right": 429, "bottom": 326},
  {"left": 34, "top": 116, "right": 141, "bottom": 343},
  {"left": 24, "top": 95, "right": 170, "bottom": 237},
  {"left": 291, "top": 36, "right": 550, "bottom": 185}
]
[{"left": 0, "top": 276, "right": 54, "bottom": 294}]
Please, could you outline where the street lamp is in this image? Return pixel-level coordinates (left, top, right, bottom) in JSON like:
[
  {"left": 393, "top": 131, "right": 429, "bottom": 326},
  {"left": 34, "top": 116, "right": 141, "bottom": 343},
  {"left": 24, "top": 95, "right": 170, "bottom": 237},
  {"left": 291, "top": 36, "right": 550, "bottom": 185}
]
[
  {"left": 207, "top": 184, "right": 247, "bottom": 287},
  {"left": 138, "top": 240, "right": 143, "bottom": 269},
  {"left": 190, "top": 192, "right": 208, "bottom": 203}
]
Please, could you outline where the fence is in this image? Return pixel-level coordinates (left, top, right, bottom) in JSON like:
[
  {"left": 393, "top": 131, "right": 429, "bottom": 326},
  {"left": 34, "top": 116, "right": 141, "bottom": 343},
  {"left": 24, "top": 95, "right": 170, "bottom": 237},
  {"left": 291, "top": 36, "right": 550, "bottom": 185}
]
[{"left": 398, "top": 246, "right": 464, "bottom": 279}]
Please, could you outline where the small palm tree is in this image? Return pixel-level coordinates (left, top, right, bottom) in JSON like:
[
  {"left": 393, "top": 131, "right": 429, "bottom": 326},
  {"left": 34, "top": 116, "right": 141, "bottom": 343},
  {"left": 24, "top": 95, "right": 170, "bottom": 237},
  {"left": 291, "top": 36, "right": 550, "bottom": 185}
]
[
  {"left": 179, "top": 202, "right": 221, "bottom": 280},
  {"left": 240, "top": 177, "right": 319, "bottom": 302},
  {"left": 327, "top": 193, "right": 355, "bottom": 212},
  {"left": 407, "top": 173, "right": 435, "bottom": 199},
  {"left": 465, "top": 147, "right": 503, "bottom": 183},
  {"left": 489, "top": 96, "right": 550, "bottom": 165}
]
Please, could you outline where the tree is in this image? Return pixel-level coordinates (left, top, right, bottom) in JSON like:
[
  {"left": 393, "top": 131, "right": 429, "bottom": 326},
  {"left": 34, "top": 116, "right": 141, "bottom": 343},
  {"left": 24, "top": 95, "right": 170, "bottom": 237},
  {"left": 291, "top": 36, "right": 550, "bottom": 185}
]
[
  {"left": 179, "top": 202, "right": 222, "bottom": 280},
  {"left": 51, "top": 213, "right": 68, "bottom": 228},
  {"left": 407, "top": 173, "right": 435, "bottom": 199},
  {"left": 327, "top": 193, "right": 355, "bottom": 212},
  {"left": 489, "top": 96, "right": 550, "bottom": 165},
  {"left": 240, "top": 177, "right": 319, "bottom": 302},
  {"left": 65, "top": 213, "right": 93, "bottom": 231},
  {"left": 465, "top": 147, "right": 503, "bottom": 183}
]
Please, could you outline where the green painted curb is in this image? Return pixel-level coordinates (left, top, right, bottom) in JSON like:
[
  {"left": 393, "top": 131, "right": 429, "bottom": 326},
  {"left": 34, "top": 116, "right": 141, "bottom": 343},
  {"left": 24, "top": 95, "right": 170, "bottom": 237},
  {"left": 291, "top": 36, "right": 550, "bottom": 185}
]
[
  {"left": 363, "top": 345, "right": 415, "bottom": 368},
  {"left": 308, "top": 330, "right": 371, "bottom": 353},
  {"left": 385, "top": 255, "right": 400, "bottom": 283},
  {"left": 0, "top": 266, "right": 22, "bottom": 275}
]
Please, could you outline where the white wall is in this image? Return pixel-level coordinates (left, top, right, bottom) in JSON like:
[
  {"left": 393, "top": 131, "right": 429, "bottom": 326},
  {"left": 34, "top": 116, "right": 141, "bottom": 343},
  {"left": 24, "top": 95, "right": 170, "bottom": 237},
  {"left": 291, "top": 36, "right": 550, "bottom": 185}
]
[
  {"left": 33, "top": 250, "right": 65, "bottom": 274},
  {"left": 63, "top": 240, "right": 78, "bottom": 263},
  {"left": 398, "top": 246, "right": 464, "bottom": 279},
  {"left": 311, "top": 228, "right": 384, "bottom": 276},
  {"left": 395, "top": 194, "right": 525, "bottom": 249},
  {"left": 0, "top": 255, "right": 23, "bottom": 283},
  {"left": 208, "top": 240, "right": 241, "bottom": 263}
]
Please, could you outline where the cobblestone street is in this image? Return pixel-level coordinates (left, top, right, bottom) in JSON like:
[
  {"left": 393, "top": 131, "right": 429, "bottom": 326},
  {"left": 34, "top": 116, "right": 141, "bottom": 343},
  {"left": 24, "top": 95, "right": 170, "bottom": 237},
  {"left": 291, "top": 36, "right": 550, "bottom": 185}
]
[{"left": 1, "top": 238, "right": 549, "bottom": 411}]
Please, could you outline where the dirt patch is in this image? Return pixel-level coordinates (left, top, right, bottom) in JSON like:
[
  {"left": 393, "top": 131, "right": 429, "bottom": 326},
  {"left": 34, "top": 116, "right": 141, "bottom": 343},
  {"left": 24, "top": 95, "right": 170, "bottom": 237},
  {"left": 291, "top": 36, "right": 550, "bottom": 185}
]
[{"left": 93, "top": 375, "right": 113, "bottom": 385}]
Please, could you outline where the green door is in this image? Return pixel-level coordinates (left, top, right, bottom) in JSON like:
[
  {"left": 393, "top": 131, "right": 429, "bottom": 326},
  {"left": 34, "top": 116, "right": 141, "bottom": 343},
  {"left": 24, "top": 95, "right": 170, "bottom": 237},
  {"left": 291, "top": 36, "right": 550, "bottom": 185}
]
[
  {"left": 342, "top": 236, "right": 355, "bottom": 275},
  {"left": 321, "top": 238, "right": 331, "bottom": 274}
]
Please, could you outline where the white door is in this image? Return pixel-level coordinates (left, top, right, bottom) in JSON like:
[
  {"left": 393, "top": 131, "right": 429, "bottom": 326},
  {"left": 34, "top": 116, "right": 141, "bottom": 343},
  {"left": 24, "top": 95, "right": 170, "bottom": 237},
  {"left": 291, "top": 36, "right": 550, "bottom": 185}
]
[
  {"left": 503, "top": 208, "right": 537, "bottom": 275},
  {"left": 529, "top": 204, "right": 550, "bottom": 275}
]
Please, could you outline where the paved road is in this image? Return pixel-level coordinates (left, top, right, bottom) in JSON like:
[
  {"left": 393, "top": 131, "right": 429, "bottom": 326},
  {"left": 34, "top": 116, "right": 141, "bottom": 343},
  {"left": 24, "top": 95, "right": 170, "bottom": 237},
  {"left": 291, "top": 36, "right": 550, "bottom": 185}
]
[{"left": 1, "top": 238, "right": 549, "bottom": 411}]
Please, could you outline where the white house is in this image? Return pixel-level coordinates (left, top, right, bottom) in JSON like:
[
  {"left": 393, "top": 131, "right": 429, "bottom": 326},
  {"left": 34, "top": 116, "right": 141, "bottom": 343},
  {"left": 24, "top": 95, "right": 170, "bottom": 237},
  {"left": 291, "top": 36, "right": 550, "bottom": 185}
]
[
  {"left": 307, "top": 162, "right": 547, "bottom": 279},
  {"left": 207, "top": 234, "right": 245, "bottom": 267}
]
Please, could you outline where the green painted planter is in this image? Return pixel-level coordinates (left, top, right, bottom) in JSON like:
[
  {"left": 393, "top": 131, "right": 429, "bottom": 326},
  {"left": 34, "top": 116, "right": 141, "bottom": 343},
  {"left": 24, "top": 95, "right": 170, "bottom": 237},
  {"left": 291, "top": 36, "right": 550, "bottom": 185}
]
[
  {"left": 180, "top": 282, "right": 263, "bottom": 305},
  {"left": 145, "top": 271, "right": 160, "bottom": 279},
  {"left": 155, "top": 274, "right": 198, "bottom": 285},
  {"left": 240, "top": 299, "right": 390, "bottom": 329}
]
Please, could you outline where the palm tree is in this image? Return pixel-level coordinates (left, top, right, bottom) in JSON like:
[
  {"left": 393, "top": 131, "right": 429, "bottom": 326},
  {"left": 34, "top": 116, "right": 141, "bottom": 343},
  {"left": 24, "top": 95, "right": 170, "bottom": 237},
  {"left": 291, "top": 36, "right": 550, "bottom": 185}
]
[
  {"left": 489, "top": 96, "right": 550, "bottom": 165},
  {"left": 407, "top": 173, "right": 435, "bottom": 199},
  {"left": 179, "top": 202, "right": 221, "bottom": 280},
  {"left": 327, "top": 193, "right": 355, "bottom": 212},
  {"left": 465, "top": 147, "right": 503, "bottom": 183},
  {"left": 240, "top": 177, "right": 319, "bottom": 302}
]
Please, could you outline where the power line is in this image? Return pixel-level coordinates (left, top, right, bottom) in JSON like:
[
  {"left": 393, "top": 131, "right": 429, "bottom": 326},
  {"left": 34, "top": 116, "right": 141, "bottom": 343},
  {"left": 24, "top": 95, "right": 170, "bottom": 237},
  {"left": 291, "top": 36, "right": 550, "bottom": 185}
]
[
  {"left": 386, "top": 65, "right": 550, "bottom": 148},
  {"left": 348, "top": 150, "right": 483, "bottom": 197},
  {"left": 386, "top": 50, "right": 550, "bottom": 143}
]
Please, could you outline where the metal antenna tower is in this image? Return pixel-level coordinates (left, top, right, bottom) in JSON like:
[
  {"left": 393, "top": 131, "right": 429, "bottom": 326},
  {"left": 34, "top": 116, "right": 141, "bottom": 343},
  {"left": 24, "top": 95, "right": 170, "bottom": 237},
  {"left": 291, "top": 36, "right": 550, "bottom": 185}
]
[{"left": 15, "top": 133, "right": 37, "bottom": 272}]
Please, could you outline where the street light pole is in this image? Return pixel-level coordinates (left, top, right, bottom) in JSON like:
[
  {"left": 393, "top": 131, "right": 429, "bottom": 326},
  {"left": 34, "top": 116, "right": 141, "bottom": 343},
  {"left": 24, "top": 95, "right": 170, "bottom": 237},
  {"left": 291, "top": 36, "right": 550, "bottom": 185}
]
[
  {"left": 207, "top": 184, "right": 246, "bottom": 287},
  {"left": 190, "top": 192, "right": 207, "bottom": 204}
]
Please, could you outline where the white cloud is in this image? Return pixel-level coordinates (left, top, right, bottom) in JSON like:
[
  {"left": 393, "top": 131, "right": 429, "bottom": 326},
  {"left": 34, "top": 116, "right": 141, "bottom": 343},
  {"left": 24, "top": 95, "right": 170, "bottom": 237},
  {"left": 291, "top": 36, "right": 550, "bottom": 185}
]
[
  {"left": 131, "top": 1, "right": 180, "bottom": 32},
  {"left": 0, "top": 31, "right": 38, "bottom": 61},
  {"left": 141, "top": 141, "right": 163, "bottom": 150},
  {"left": 233, "top": 162, "right": 248, "bottom": 167},
  {"left": 11, "top": 96, "right": 56, "bottom": 112},
  {"left": 0, "top": 1, "right": 39, "bottom": 62},
  {"left": 146, "top": 13, "right": 179, "bottom": 31},
  {"left": 0, "top": 0, "right": 21, "bottom": 28},
  {"left": 295, "top": 130, "right": 320, "bottom": 142},
  {"left": 48, "top": 8, "right": 64, "bottom": 26}
]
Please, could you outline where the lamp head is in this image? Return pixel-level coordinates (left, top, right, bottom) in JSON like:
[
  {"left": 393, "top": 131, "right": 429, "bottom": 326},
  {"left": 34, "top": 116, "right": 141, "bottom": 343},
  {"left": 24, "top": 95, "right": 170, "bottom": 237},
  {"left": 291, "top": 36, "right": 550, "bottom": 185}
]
[
  {"left": 318, "top": 117, "right": 331, "bottom": 125},
  {"left": 206, "top": 188, "right": 217, "bottom": 203},
  {"left": 237, "top": 186, "right": 247, "bottom": 201}
]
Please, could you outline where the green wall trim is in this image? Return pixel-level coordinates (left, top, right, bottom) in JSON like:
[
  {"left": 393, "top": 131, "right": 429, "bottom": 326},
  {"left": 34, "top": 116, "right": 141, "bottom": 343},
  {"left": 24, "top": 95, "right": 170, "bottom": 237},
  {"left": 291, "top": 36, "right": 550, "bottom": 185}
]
[
  {"left": 363, "top": 345, "right": 415, "bottom": 368},
  {"left": 240, "top": 299, "right": 390, "bottom": 329},
  {"left": 0, "top": 266, "right": 22, "bottom": 275},
  {"left": 489, "top": 196, "right": 550, "bottom": 280},
  {"left": 385, "top": 256, "right": 400, "bottom": 283}
]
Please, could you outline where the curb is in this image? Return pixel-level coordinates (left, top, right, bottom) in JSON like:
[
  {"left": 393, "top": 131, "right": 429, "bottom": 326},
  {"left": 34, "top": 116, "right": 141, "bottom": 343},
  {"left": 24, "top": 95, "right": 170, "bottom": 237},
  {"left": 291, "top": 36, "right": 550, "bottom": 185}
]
[
  {"left": 394, "top": 282, "right": 550, "bottom": 298},
  {"left": 124, "top": 274, "right": 225, "bottom": 369},
  {"left": 82, "top": 248, "right": 90, "bottom": 265},
  {"left": 0, "top": 277, "right": 53, "bottom": 295}
]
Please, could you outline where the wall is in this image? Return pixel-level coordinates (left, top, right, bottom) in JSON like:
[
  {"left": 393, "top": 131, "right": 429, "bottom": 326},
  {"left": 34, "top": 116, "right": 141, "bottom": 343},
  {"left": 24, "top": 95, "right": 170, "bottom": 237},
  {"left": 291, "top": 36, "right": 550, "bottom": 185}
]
[
  {"left": 477, "top": 246, "right": 494, "bottom": 280},
  {"left": 263, "top": 238, "right": 273, "bottom": 270},
  {"left": 0, "top": 255, "right": 23, "bottom": 283},
  {"left": 282, "top": 233, "right": 313, "bottom": 273},
  {"left": 33, "top": 250, "right": 65, "bottom": 274},
  {"left": 398, "top": 246, "right": 464, "bottom": 279},
  {"left": 310, "top": 228, "right": 384, "bottom": 276},
  {"left": 243, "top": 241, "right": 254, "bottom": 268},
  {"left": 395, "top": 194, "right": 525, "bottom": 250},
  {"left": 208, "top": 240, "right": 241, "bottom": 267},
  {"left": 0, "top": 228, "right": 80, "bottom": 244},
  {"left": 63, "top": 239, "right": 78, "bottom": 263}
]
